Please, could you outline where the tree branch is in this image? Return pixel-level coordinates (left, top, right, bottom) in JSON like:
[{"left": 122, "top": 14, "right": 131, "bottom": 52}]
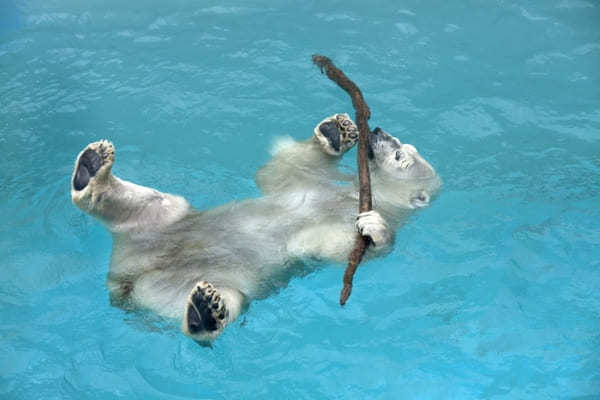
[{"left": 312, "top": 54, "right": 373, "bottom": 306}]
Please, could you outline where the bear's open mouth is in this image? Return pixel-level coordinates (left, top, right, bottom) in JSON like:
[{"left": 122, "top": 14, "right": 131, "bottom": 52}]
[{"left": 73, "top": 148, "right": 102, "bottom": 191}]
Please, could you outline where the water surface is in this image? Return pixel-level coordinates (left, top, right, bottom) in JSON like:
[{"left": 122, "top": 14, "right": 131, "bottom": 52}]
[{"left": 1, "top": 0, "right": 599, "bottom": 398}]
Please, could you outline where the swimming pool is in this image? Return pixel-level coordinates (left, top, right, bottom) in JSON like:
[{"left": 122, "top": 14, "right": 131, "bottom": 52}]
[{"left": 1, "top": 0, "right": 599, "bottom": 398}]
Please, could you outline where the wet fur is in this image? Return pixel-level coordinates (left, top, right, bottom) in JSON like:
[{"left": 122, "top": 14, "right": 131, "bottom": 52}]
[{"left": 71, "top": 120, "right": 441, "bottom": 341}]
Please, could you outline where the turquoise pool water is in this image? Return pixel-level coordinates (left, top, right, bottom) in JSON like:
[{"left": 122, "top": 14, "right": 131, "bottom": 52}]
[{"left": 1, "top": 0, "right": 599, "bottom": 398}]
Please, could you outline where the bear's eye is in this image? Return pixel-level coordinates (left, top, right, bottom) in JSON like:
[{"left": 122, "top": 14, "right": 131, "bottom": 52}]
[
  {"left": 395, "top": 150, "right": 402, "bottom": 161},
  {"left": 342, "top": 120, "right": 351, "bottom": 127}
]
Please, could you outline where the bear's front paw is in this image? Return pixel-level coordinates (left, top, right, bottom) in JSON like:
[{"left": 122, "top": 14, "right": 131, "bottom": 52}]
[
  {"left": 356, "top": 210, "right": 394, "bottom": 248},
  {"left": 72, "top": 140, "right": 115, "bottom": 191},
  {"left": 313, "top": 113, "right": 358, "bottom": 157},
  {"left": 183, "top": 281, "right": 228, "bottom": 341}
]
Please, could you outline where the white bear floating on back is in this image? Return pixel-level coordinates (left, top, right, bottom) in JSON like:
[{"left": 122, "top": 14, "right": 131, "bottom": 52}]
[{"left": 71, "top": 114, "right": 441, "bottom": 342}]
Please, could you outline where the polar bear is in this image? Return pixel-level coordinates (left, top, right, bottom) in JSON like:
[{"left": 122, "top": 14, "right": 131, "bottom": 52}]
[{"left": 71, "top": 114, "right": 441, "bottom": 341}]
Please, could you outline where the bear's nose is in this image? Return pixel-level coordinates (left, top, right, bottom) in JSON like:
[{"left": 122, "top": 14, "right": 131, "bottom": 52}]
[{"left": 373, "top": 127, "right": 382, "bottom": 135}]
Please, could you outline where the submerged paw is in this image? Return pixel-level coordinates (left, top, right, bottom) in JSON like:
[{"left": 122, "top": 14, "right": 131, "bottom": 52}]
[
  {"left": 72, "top": 140, "right": 114, "bottom": 191},
  {"left": 185, "top": 281, "right": 228, "bottom": 337}
]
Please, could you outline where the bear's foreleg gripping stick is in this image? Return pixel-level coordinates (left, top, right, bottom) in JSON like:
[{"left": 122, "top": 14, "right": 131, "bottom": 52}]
[{"left": 312, "top": 54, "right": 373, "bottom": 306}]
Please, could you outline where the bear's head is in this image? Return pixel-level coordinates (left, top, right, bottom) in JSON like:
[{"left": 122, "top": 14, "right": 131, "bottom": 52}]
[
  {"left": 368, "top": 127, "right": 436, "bottom": 180},
  {"left": 368, "top": 127, "right": 439, "bottom": 208}
]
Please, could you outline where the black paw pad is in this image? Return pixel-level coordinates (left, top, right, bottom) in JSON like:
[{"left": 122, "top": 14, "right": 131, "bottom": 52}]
[
  {"left": 318, "top": 121, "right": 341, "bottom": 152},
  {"left": 186, "top": 283, "right": 227, "bottom": 334},
  {"left": 73, "top": 149, "right": 102, "bottom": 191}
]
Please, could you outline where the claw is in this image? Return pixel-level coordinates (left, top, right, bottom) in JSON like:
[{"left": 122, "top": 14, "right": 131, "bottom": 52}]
[
  {"left": 183, "top": 281, "right": 228, "bottom": 341},
  {"left": 355, "top": 210, "right": 393, "bottom": 248}
]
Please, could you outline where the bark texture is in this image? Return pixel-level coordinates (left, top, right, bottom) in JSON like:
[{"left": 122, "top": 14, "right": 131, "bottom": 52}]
[{"left": 312, "top": 54, "right": 373, "bottom": 305}]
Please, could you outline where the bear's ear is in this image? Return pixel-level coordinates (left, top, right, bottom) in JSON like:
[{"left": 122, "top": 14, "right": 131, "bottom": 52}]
[{"left": 409, "top": 190, "right": 430, "bottom": 208}]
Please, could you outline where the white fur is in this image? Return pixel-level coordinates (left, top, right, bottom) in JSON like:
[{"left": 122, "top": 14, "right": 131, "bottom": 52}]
[
  {"left": 270, "top": 135, "right": 297, "bottom": 156},
  {"left": 71, "top": 120, "right": 441, "bottom": 341},
  {"left": 356, "top": 211, "right": 393, "bottom": 249}
]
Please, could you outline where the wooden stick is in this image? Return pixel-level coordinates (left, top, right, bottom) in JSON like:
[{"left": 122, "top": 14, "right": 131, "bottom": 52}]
[{"left": 312, "top": 55, "right": 373, "bottom": 306}]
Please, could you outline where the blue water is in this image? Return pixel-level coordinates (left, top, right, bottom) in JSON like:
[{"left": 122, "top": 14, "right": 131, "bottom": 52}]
[{"left": 1, "top": 0, "right": 599, "bottom": 398}]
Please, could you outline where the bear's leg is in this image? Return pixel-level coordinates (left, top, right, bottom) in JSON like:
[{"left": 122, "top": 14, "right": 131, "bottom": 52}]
[
  {"left": 182, "top": 281, "right": 245, "bottom": 341},
  {"left": 71, "top": 141, "right": 189, "bottom": 231},
  {"left": 255, "top": 113, "right": 358, "bottom": 194},
  {"left": 287, "top": 211, "right": 395, "bottom": 263}
]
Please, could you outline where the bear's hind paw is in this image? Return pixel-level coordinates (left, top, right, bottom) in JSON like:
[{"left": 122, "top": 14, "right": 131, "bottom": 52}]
[{"left": 183, "top": 281, "right": 228, "bottom": 341}]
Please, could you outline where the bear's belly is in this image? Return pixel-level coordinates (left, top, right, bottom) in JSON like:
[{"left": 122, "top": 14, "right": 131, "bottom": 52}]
[{"left": 108, "top": 192, "right": 332, "bottom": 310}]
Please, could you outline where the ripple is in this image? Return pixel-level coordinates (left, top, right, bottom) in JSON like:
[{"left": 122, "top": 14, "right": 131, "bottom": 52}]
[
  {"left": 1, "top": 0, "right": 599, "bottom": 398},
  {"left": 438, "top": 102, "right": 503, "bottom": 138},
  {"left": 395, "top": 22, "right": 419, "bottom": 36}
]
